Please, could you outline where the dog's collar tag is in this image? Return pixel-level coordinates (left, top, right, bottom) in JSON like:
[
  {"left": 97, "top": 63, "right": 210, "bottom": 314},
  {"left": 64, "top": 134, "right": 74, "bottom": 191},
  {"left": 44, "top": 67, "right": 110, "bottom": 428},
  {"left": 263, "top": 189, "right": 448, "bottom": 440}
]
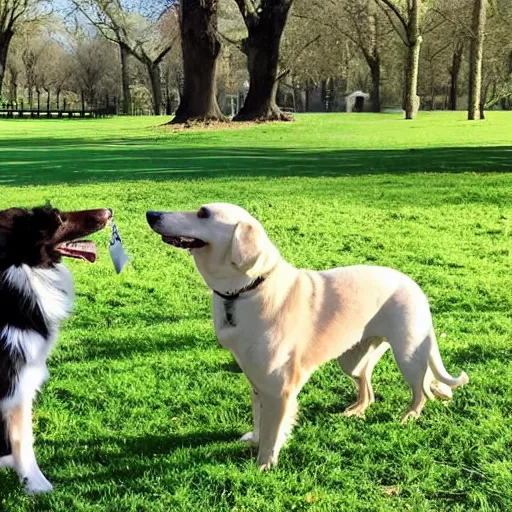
[{"left": 109, "top": 219, "right": 128, "bottom": 274}]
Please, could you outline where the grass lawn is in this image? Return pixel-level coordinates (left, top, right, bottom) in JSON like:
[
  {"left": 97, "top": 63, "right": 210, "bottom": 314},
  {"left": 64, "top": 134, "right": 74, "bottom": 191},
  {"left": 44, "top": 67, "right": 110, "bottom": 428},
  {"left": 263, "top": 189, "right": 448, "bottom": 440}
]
[{"left": 0, "top": 112, "right": 511, "bottom": 511}]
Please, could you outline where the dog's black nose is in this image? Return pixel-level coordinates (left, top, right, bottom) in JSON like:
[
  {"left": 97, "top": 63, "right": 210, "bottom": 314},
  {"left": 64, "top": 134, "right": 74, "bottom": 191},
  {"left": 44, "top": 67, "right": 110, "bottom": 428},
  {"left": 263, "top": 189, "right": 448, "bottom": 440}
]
[{"left": 146, "top": 211, "right": 161, "bottom": 227}]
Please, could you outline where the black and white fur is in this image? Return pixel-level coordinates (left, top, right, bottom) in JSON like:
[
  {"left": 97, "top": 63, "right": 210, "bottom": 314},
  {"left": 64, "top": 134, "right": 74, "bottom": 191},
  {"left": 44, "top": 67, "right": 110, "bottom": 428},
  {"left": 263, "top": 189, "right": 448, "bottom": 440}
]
[{"left": 0, "top": 264, "right": 73, "bottom": 492}]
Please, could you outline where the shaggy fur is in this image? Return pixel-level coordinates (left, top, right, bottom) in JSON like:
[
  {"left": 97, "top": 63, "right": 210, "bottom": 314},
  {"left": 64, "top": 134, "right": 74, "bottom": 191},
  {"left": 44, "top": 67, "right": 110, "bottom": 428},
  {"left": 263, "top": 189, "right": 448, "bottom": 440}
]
[{"left": 0, "top": 206, "right": 110, "bottom": 493}]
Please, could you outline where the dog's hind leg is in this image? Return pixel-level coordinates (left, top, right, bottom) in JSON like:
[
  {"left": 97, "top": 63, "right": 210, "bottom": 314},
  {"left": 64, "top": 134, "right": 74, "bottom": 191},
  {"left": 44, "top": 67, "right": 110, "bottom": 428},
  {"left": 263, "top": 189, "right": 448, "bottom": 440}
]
[
  {"left": 8, "top": 400, "right": 53, "bottom": 494},
  {"left": 389, "top": 334, "right": 431, "bottom": 423},
  {"left": 337, "top": 337, "right": 389, "bottom": 417}
]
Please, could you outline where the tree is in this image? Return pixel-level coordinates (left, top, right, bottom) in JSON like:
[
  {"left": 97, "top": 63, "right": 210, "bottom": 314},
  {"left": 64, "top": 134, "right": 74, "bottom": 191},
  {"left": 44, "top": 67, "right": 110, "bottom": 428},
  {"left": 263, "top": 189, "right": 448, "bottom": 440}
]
[
  {"left": 70, "top": 0, "right": 178, "bottom": 115},
  {"left": 171, "top": 0, "right": 226, "bottom": 123},
  {"left": 232, "top": 0, "right": 294, "bottom": 121},
  {"left": 5, "top": 38, "right": 22, "bottom": 102},
  {"left": 298, "top": 0, "right": 387, "bottom": 113},
  {"left": 72, "top": 36, "right": 114, "bottom": 109},
  {"left": 376, "top": 0, "right": 425, "bottom": 119},
  {"left": 161, "top": 34, "right": 183, "bottom": 115},
  {"left": 0, "top": 0, "right": 49, "bottom": 97},
  {"left": 21, "top": 35, "right": 45, "bottom": 107},
  {"left": 431, "top": 0, "right": 471, "bottom": 110},
  {"left": 468, "top": 0, "right": 487, "bottom": 119}
]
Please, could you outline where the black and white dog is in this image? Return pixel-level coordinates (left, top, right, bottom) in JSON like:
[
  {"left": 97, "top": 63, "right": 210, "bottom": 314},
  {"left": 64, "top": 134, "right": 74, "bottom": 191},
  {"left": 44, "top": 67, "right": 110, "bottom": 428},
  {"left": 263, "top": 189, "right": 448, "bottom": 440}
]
[{"left": 0, "top": 206, "right": 111, "bottom": 493}]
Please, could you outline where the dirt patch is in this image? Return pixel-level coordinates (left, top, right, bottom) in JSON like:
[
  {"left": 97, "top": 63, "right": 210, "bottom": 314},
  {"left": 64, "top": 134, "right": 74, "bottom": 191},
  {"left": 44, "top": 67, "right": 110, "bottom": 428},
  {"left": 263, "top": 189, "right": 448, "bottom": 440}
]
[{"left": 158, "top": 118, "right": 291, "bottom": 132}]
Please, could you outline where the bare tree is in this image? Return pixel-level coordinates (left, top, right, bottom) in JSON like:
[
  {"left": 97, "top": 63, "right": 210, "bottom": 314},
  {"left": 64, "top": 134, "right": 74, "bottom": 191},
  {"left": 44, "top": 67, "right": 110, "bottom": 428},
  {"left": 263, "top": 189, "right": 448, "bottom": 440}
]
[
  {"left": 376, "top": 0, "right": 425, "bottom": 119},
  {"left": 0, "top": 0, "right": 49, "bottom": 97},
  {"left": 5, "top": 39, "right": 21, "bottom": 102},
  {"left": 468, "top": 0, "right": 487, "bottom": 119},
  {"left": 21, "top": 35, "right": 45, "bottom": 107},
  {"left": 70, "top": 0, "right": 178, "bottom": 115},
  {"left": 161, "top": 35, "right": 183, "bottom": 115},
  {"left": 298, "top": 0, "right": 387, "bottom": 112},
  {"left": 72, "top": 35, "right": 117, "bottom": 109}
]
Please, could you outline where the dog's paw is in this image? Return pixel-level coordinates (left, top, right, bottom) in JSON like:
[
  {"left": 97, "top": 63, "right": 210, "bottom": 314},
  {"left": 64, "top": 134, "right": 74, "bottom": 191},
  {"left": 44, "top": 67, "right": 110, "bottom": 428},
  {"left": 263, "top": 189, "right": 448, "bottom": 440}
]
[
  {"left": 343, "top": 403, "right": 368, "bottom": 418},
  {"left": 258, "top": 460, "right": 277, "bottom": 472},
  {"left": 430, "top": 380, "right": 452, "bottom": 399},
  {"left": 240, "top": 431, "right": 259, "bottom": 445},
  {"left": 0, "top": 455, "right": 14, "bottom": 469},
  {"left": 400, "top": 411, "right": 420, "bottom": 424},
  {"left": 22, "top": 467, "right": 53, "bottom": 494}
]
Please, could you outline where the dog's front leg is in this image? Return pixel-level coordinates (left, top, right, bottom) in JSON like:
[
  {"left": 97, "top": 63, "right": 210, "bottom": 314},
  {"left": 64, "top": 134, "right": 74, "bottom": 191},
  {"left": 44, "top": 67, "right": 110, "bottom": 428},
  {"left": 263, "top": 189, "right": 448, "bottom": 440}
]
[
  {"left": 8, "top": 400, "right": 53, "bottom": 494},
  {"left": 240, "top": 388, "right": 260, "bottom": 445},
  {"left": 257, "top": 391, "right": 297, "bottom": 470}
]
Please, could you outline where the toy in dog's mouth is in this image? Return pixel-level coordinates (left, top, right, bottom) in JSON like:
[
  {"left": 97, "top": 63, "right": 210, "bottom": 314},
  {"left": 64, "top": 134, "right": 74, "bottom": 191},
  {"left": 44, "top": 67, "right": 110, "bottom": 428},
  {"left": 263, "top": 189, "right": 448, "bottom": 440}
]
[
  {"left": 162, "top": 235, "right": 207, "bottom": 249},
  {"left": 56, "top": 240, "right": 98, "bottom": 263}
]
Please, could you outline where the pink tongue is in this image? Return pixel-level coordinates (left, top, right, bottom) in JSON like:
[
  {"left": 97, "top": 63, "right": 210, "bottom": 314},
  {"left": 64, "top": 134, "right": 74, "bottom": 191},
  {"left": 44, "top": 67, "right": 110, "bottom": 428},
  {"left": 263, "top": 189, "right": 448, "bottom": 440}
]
[{"left": 57, "top": 241, "right": 97, "bottom": 263}]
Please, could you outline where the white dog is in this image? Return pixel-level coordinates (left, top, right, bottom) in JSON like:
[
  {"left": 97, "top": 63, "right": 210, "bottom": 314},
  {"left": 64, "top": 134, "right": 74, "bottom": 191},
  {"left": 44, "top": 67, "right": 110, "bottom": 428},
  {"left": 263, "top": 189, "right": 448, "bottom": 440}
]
[{"left": 147, "top": 203, "right": 468, "bottom": 470}]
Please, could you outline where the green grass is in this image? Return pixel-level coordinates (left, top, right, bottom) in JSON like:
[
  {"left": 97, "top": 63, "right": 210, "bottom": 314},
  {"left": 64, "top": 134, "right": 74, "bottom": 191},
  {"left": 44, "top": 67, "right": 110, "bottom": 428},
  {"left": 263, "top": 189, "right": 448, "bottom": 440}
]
[{"left": 0, "top": 112, "right": 511, "bottom": 511}]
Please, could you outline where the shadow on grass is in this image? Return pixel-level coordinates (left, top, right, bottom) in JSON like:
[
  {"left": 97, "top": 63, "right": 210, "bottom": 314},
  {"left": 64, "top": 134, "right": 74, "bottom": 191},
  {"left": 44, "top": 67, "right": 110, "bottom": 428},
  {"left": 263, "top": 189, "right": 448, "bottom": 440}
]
[
  {"left": 0, "top": 137, "right": 511, "bottom": 186},
  {"left": 55, "top": 330, "right": 216, "bottom": 363},
  {"left": 450, "top": 343, "right": 512, "bottom": 366},
  {"left": 0, "top": 429, "right": 249, "bottom": 502}
]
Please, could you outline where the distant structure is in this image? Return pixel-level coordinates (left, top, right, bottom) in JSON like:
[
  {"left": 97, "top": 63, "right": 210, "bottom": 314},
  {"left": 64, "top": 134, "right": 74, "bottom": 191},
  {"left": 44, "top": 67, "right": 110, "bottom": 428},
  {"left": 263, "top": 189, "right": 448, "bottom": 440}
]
[{"left": 345, "top": 91, "right": 370, "bottom": 113}]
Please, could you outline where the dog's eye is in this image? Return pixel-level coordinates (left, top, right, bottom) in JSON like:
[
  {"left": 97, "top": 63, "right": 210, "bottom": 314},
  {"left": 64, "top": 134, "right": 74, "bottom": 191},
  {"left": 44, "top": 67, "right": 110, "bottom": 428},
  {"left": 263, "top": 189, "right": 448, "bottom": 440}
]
[{"left": 197, "top": 207, "right": 210, "bottom": 219}]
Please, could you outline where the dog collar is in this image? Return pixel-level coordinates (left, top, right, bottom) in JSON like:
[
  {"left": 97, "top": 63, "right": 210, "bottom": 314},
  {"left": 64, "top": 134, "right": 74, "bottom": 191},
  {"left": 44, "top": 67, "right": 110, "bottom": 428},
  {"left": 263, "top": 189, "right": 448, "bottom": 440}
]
[{"left": 213, "top": 274, "right": 267, "bottom": 301}]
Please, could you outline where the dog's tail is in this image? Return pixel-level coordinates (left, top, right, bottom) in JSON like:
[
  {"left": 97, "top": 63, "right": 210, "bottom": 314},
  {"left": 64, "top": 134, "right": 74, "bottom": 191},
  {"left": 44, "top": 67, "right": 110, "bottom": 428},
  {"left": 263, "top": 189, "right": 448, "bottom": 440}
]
[{"left": 428, "top": 330, "right": 469, "bottom": 389}]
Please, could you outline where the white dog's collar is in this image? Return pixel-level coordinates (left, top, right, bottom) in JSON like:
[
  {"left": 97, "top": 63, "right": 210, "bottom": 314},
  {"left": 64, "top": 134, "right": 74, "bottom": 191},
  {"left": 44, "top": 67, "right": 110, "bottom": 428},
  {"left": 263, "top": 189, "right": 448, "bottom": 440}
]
[{"left": 213, "top": 274, "right": 267, "bottom": 301}]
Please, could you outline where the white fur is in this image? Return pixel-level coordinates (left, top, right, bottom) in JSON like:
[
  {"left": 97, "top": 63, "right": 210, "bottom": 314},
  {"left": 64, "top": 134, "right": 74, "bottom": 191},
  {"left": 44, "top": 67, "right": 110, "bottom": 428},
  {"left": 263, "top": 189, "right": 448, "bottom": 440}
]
[
  {"left": 1, "top": 264, "right": 72, "bottom": 412},
  {"left": 150, "top": 203, "right": 469, "bottom": 470},
  {"left": 0, "top": 455, "right": 14, "bottom": 469}
]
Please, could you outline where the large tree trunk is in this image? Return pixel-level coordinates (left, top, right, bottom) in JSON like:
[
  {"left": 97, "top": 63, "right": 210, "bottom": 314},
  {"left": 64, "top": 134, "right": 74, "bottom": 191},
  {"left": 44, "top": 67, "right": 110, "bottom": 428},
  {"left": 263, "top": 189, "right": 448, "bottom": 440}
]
[
  {"left": 119, "top": 44, "right": 131, "bottom": 115},
  {"left": 404, "top": 36, "right": 422, "bottom": 119},
  {"left": 234, "top": 3, "right": 293, "bottom": 121},
  {"left": 147, "top": 63, "right": 163, "bottom": 116},
  {"left": 468, "top": 0, "right": 487, "bottom": 120},
  {"left": 171, "top": 0, "right": 225, "bottom": 124},
  {"left": 448, "top": 40, "right": 463, "bottom": 110},
  {"left": 369, "top": 58, "right": 381, "bottom": 112},
  {"left": 0, "top": 31, "right": 13, "bottom": 98}
]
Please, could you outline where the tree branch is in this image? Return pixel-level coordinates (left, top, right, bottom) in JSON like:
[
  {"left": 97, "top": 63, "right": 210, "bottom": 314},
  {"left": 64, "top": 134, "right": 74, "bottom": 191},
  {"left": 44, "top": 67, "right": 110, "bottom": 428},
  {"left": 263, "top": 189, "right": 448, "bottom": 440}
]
[
  {"left": 375, "top": 0, "right": 409, "bottom": 45},
  {"left": 153, "top": 35, "right": 179, "bottom": 66},
  {"left": 430, "top": 7, "right": 474, "bottom": 38},
  {"left": 375, "top": 0, "right": 408, "bottom": 33}
]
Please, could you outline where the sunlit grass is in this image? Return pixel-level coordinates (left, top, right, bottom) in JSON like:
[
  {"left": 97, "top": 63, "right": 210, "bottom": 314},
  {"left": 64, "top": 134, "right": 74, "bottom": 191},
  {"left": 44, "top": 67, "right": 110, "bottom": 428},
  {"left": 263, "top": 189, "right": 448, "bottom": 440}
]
[{"left": 0, "top": 112, "right": 511, "bottom": 511}]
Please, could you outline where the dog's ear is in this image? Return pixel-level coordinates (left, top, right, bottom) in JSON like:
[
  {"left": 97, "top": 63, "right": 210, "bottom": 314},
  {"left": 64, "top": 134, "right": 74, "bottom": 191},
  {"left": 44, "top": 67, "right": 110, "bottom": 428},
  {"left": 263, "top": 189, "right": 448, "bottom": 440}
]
[
  {"left": 0, "top": 209, "right": 15, "bottom": 258},
  {"left": 231, "top": 221, "right": 262, "bottom": 271},
  {"left": 0, "top": 208, "right": 17, "bottom": 233}
]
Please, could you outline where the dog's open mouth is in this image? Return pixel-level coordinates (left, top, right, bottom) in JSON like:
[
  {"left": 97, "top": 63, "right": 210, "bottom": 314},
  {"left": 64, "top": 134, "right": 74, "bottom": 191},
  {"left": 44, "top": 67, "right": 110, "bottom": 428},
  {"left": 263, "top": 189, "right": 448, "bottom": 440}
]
[
  {"left": 56, "top": 240, "right": 98, "bottom": 263},
  {"left": 162, "top": 236, "right": 207, "bottom": 249}
]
